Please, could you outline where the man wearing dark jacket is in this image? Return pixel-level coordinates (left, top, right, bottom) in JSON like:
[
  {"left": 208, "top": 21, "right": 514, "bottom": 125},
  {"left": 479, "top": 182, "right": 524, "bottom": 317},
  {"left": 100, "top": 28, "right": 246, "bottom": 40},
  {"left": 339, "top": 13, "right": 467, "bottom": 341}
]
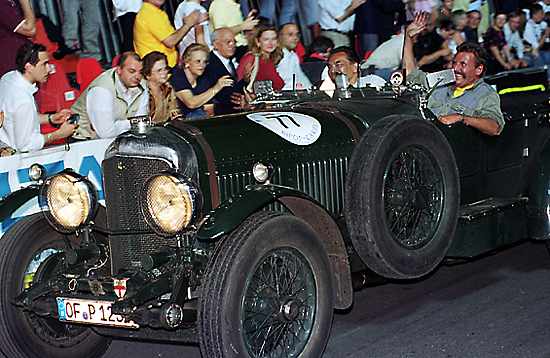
[{"left": 204, "top": 27, "right": 245, "bottom": 115}]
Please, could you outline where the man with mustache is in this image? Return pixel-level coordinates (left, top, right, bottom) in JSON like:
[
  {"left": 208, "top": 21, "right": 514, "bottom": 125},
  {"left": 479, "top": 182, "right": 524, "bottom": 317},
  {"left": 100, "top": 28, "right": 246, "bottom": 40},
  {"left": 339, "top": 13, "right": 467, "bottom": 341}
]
[
  {"left": 71, "top": 52, "right": 149, "bottom": 139},
  {"left": 403, "top": 12, "right": 505, "bottom": 136}
]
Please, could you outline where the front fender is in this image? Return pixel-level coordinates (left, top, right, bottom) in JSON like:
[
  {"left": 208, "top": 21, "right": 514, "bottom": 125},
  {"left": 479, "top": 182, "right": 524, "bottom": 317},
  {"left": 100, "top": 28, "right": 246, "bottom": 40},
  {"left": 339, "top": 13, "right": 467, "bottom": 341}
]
[
  {"left": 0, "top": 186, "right": 40, "bottom": 223},
  {"left": 197, "top": 184, "right": 312, "bottom": 241},
  {"left": 196, "top": 184, "right": 353, "bottom": 309}
]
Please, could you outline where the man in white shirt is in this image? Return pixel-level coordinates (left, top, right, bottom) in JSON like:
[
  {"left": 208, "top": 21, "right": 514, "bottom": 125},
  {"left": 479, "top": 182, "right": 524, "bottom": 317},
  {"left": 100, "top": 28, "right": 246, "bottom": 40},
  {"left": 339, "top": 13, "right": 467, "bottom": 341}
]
[
  {"left": 174, "top": 0, "right": 211, "bottom": 56},
  {"left": 320, "top": 46, "right": 386, "bottom": 95},
  {"left": 277, "top": 23, "right": 312, "bottom": 90},
  {"left": 318, "top": 0, "right": 358, "bottom": 48},
  {"left": 71, "top": 52, "right": 149, "bottom": 139},
  {"left": 523, "top": 4, "right": 550, "bottom": 66},
  {"left": 365, "top": 33, "right": 405, "bottom": 80},
  {"left": 0, "top": 43, "right": 76, "bottom": 153},
  {"left": 503, "top": 11, "right": 526, "bottom": 62}
]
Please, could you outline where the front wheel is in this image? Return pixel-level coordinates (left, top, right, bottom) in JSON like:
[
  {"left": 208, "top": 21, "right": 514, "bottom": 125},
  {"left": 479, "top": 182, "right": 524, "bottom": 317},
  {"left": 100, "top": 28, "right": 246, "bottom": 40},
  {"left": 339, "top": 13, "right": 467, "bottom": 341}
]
[
  {"left": 199, "top": 211, "right": 334, "bottom": 357},
  {"left": 0, "top": 214, "right": 111, "bottom": 358}
]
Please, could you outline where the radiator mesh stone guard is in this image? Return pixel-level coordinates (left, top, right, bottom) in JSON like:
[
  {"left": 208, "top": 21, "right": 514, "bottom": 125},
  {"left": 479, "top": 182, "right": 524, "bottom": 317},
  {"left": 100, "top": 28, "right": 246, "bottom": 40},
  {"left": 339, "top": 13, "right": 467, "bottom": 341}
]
[{"left": 102, "top": 156, "right": 175, "bottom": 274}]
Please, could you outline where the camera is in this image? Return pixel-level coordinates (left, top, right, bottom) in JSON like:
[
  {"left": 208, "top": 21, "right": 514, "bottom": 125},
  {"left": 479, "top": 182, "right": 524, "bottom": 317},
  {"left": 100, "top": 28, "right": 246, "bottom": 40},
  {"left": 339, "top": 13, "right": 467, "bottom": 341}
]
[{"left": 68, "top": 114, "right": 80, "bottom": 124}]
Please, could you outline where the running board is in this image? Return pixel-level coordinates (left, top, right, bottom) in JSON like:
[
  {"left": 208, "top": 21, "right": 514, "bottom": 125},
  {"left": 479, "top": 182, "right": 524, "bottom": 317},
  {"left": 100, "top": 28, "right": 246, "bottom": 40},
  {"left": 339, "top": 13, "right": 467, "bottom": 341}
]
[{"left": 447, "top": 197, "right": 528, "bottom": 258}]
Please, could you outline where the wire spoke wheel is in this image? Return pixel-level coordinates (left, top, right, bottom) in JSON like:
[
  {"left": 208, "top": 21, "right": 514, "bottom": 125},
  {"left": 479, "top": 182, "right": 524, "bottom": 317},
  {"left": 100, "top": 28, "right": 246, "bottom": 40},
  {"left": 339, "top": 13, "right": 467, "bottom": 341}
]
[
  {"left": 383, "top": 146, "right": 444, "bottom": 250},
  {"left": 199, "top": 212, "right": 334, "bottom": 358},
  {"left": 242, "top": 248, "right": 316, "bottom": 358}
]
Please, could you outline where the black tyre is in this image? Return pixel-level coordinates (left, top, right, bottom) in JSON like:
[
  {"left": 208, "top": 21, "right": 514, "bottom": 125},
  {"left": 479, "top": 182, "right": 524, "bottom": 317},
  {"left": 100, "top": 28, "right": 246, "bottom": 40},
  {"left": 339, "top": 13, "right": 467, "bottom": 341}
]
[
  {"left": 0, "top": 214, "right": 111, "bottom": 358},
  {"left": 199, "top": 211, "right": 334, "bottom": 358},
  {"left": 345, "top": 115, "right": 460, "bottom": 279}
]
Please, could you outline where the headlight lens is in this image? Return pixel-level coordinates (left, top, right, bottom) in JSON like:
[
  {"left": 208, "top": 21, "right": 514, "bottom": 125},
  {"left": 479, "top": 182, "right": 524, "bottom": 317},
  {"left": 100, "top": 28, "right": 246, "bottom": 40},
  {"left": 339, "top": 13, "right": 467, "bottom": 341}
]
[
  {"left": 143, "top": 174, "right": 201, "bottom": 235},
  {"left": 41, "top": 172, "right": 98, "bottom": 231}
]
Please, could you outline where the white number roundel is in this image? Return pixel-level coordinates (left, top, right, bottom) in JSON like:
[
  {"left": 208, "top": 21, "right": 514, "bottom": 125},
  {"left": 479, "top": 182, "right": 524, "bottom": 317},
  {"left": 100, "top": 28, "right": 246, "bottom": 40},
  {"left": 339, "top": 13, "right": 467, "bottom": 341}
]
[{"left": 247, "top": 112, "right": 322, "bottom": 146}]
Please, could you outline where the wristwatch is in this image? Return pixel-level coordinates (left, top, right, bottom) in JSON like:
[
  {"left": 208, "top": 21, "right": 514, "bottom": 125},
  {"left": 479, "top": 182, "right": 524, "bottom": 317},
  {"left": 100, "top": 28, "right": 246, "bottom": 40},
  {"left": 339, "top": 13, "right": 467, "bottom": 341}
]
[{"left": 48, "top": 114, "right": 60, "bottom": 128}]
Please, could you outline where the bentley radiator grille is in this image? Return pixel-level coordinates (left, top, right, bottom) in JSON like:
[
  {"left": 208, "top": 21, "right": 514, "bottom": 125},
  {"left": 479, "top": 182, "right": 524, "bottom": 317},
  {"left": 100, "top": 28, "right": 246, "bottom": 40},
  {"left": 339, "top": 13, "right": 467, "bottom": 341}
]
[
  {"left": 102, "top": 156, "right": 174, "bottom": 274},
  {"left": 295, "top": 157, "right": 348, "bottom": 215},
  {"left": 217, "top": 171, "right": 255, "bottom": 203},
  {"left": 217, "top": 168, "right": 283, "bottom": 212}
]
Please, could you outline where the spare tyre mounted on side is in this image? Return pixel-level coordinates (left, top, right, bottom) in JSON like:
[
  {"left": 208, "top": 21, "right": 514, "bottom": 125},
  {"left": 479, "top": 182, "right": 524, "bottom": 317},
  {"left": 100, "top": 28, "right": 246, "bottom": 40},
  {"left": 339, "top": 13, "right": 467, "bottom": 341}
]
[{"left": 345, "top": 115, "right": 460, "bottom": 279}]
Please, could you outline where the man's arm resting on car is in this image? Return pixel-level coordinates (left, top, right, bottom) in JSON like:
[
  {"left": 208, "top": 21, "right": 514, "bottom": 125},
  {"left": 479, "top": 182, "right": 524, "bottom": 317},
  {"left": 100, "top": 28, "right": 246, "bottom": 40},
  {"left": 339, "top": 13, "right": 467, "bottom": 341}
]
[{"left": 438, "top": 113, "right": 502, "bottom": 136}]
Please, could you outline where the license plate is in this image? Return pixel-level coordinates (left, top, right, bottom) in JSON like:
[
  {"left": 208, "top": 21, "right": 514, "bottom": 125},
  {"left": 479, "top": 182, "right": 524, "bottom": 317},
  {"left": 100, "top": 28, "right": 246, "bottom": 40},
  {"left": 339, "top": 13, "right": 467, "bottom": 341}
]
[{"left": 56, "top": 297, "right": 139, "bottom": 328}]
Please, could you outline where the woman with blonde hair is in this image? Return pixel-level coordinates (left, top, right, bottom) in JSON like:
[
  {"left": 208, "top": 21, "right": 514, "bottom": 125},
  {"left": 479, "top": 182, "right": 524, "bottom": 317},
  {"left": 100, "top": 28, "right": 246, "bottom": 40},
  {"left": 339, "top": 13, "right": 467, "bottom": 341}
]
[
  {"left": 170, "top": 43, "right": 233, "bottom": 119},
  {"left": 237, "top": 25, "right": 285, "bottom": 92},
  {"left": 142, "top": 51, "right": 180, "bottom": 123}
]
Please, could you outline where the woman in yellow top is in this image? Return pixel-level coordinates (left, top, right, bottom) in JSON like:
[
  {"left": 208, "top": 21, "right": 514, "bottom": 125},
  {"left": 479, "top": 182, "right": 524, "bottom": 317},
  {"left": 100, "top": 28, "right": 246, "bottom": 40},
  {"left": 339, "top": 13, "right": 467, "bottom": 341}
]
[
  {"left": 142, "top": 51, "right": 180, "bottom": 123},
  {"left": 133, "top": 0, "right": 206, "bottom": 67}
]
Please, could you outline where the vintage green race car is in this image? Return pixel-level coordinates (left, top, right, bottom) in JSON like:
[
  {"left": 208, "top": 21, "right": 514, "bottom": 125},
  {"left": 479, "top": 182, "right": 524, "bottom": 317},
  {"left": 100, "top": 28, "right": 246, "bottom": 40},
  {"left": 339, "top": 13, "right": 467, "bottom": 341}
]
[{"left": 0, "top": 68, "right": 548, "bottom": 358}]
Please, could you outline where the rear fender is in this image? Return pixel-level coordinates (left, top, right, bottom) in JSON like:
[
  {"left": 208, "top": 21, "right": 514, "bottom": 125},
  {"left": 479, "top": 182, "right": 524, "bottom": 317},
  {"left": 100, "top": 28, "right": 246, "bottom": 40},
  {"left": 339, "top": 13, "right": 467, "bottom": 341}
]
[{"left": 196, "top": 184, "right": 353, "bottom": 309}]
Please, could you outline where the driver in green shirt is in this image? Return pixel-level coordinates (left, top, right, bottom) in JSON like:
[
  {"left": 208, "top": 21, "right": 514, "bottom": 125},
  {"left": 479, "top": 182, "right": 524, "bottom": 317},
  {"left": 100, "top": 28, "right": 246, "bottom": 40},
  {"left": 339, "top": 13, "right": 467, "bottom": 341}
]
[{"left": 403, "top": 13, "right": 505, "bottom": 136}]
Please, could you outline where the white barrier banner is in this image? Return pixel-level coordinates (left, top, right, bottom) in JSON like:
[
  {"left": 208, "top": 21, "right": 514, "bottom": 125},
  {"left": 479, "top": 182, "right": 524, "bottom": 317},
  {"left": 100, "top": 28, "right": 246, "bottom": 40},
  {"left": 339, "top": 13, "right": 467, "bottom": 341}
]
[{"left": 0, "top": 139, "right": 113, "bottom": 236}]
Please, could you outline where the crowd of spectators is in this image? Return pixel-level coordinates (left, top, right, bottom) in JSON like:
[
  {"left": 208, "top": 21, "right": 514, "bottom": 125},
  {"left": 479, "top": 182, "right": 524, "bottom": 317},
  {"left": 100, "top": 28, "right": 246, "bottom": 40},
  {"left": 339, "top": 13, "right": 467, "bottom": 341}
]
[{"left": 0, "top": 0, "right": 549, "bottom": 156}]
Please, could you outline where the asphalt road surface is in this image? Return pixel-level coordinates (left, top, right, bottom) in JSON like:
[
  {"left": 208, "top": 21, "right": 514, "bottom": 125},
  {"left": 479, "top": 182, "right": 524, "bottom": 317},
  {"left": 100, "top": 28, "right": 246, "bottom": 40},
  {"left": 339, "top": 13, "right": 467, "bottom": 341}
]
[
  {"left": 7, "top": 241, "right": 549, "bottom": 358},
  {"left": 100, "top": 241, "right": 550, "bottom": 358}
]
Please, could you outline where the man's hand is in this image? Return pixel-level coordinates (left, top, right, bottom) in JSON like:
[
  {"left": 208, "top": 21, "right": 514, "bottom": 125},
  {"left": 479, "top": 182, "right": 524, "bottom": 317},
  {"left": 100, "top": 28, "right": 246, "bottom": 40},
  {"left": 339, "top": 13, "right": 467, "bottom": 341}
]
[
  {"left": 0, "top": 147, "right": 15, "bottom": 157},
  {"left": 51, "top": 109, "right": 72, "bottom": 125},
  {"left": 184, "top": 10, "right": 201, "bottom": 27},
  {"left": 438, "top": 114, "right": 463, "bottom": 125},
  {"left": 241, "top": 11, "right": 260, "bottom": 32},
  {"left": 230, "top": 91, "right": 256, "bottom": 110},
  {"left": 230, "top": 93, "right": 248, "bottom": 110},
  {"left": 350, "top": 0, "right": 367, "bottom": 9},
  {"left": 57, "top": 121, "right": 78, "bottom": 138},
  {"left": 0, "top": 111, "right": 4, "bottom": 128},
  {"left": 198, "top": 12, "right": 209, "bottom": 24},
  {"left": 337, "top": 0, "right": 366, "bottom": 23},
  {"left": 166, "top": 10, "right": 203, "bottom": 49},
  {"left": 17, "top": 0, "right": 36, "bottom": 38},
  {"left": 440, "top": 114, "right": 501, "bottom": 135},
  {"left": 407, "top": 12, "right": 429, "bottom": 40}
]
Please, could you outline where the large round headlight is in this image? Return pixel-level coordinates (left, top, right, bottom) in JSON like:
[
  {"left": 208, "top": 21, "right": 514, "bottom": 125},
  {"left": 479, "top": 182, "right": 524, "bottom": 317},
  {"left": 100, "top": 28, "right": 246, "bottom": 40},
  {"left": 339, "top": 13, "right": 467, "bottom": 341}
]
[
  {"left": 40, "top": 172, "right": 98, "bottom": 232},
  {"left": 142, "top": 174, "right": 201, "bottom": 236}
]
